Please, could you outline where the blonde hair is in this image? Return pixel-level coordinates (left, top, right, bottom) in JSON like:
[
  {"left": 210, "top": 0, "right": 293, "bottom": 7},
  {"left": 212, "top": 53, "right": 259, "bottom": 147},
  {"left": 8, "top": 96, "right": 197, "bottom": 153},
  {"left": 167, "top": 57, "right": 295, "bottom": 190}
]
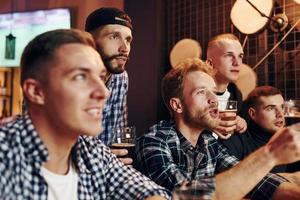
[
  {"left": 161, "top": 58, "right": 214, "bottom": 114},
  {"left": 207, "top": 33, "right": 240, "bottom": 58}
]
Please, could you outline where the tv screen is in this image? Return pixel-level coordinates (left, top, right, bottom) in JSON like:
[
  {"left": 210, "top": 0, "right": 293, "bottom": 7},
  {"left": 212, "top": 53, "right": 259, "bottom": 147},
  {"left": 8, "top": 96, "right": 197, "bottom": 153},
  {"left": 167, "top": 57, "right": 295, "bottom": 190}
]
[{"left": 0, "top": 8, "right": 71, "bottom": 67}]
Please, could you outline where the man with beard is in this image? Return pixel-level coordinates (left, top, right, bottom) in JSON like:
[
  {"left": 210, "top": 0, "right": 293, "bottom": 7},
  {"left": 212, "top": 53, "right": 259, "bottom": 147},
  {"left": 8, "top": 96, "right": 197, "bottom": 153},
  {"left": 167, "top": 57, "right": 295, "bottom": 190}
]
[
  {"left": 220, "top": 86, "right": 287, "bottom": 173},
  {"left": 85, "top": 8, "right": 133, "bottom": 164},
  {"left": 136, "top": 58, "right": 300, "bottom": 200},
  {"left": 206, "top": 33, "right": 247, "bottom": 139}
]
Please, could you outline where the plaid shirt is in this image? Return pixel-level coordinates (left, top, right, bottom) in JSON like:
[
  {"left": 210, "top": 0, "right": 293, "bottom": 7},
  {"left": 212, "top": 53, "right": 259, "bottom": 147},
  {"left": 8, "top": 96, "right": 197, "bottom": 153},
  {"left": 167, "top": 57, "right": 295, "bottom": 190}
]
[
  {"left": 100, "top": 71, "right": 128, "bottom": 145},
  {"left": 0, "top": 115, "right": 170, "bottom": 200},
  {"left": 136, "top": 120, "right": 288, "bottom": 200}
]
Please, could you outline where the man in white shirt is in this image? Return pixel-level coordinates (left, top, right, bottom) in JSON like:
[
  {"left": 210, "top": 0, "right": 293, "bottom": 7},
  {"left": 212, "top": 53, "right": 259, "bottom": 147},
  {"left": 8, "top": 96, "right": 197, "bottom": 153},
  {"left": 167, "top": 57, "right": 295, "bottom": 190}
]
[{"left": 0, "top": 29, "right": 170, "bottom": 200}]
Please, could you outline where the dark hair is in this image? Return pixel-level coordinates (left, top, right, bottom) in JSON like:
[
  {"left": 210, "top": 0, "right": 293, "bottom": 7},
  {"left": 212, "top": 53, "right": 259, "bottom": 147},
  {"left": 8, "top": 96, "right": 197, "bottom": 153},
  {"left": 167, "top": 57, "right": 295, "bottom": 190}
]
[
  {"left": 246, "top": 86, "right": 282, "bottom": 109},
  {"left": 20, "top": 29, "right": 96, "bottom": 85},
  {"left": 161, "top": 58, "right": 214, "bottom": 115}
]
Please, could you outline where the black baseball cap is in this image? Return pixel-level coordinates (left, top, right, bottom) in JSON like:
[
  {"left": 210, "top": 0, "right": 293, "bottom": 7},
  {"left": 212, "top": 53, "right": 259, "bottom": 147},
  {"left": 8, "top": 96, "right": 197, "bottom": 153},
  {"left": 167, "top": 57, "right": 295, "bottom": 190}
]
[{"left": 85, "top": 7, "right": 132, "bottom": 32}]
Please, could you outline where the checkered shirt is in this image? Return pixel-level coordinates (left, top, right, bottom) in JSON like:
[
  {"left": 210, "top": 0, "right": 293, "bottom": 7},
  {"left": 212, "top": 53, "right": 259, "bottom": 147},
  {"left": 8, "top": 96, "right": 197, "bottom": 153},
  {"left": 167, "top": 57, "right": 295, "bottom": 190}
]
[
  {"left": 136, "top": 120, "right": 288, "bottom": 200},
  {"left": 0, "top": 115, "right": 170, "bottom": 200},
  {"left": 99, "top": 71, "right": 128, "bottom": 145}
]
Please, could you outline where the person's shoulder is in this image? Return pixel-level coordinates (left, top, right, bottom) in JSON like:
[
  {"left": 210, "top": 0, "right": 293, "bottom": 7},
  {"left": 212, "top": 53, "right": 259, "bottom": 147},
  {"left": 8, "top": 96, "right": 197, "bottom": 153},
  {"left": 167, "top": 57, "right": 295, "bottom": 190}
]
[
  {"left": 147, "top": 120, "right": 176, "bottom": 136},
  {"left": 0, "top": 116, "right": 30, "bottom": 169},
  {"left": 77, "top": 135, "right": 109, "bottom": 153},
  {"left": 0, "top": 116, "right": 26, "bottom": 145},
  {"left": 137, "top": 120, "right": 176, "bottom": 144}
]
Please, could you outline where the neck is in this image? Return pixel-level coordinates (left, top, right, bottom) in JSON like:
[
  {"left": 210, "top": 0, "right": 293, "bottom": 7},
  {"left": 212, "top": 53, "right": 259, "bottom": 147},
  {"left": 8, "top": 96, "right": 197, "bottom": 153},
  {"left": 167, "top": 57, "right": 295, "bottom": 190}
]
[
  {"left": 249, "top": 120, "right": 273, "bottom": 142},
  {"left": 29, "top": 109, "right": 77, "bottom": 175},
  {"left": 215, "top": 75, "right": 230, "bottom": 93},
  {"left": 175, "top": 117, "right": 204, "bottom": 147}
]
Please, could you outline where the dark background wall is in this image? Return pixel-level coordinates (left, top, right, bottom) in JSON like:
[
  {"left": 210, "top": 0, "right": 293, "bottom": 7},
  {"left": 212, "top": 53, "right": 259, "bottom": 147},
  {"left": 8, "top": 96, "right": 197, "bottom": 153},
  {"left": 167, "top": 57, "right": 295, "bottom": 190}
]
[{"left": 125, "top": 0, "right": 170, "bottom": 136}]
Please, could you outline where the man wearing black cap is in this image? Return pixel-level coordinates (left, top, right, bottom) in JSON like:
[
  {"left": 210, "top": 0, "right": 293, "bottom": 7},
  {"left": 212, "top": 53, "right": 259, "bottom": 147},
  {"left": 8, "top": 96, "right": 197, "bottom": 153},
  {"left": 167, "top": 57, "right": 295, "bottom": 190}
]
[{"left": 85, "top": 7, "right": 133, "bottom": 164}]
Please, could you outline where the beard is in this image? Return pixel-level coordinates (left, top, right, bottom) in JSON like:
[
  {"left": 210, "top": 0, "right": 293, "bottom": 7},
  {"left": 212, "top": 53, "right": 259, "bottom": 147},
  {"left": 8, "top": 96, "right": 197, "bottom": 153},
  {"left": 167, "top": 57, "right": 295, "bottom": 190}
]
[
  {"left": 182, "top": 102, "right": 219, "bottom": 130},
  {"left": 97, "top": 47, "right": 128, "bottom": 74},
  {"left": 102, "top": 55, "right": 128, "bottom": 74}
]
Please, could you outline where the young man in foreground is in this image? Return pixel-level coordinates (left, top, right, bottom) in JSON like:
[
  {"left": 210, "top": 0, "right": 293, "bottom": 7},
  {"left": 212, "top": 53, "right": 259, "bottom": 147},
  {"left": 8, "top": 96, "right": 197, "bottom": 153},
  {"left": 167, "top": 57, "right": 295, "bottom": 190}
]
[{"left": 0, "top": 29, "right": 169, "bottom": 200}]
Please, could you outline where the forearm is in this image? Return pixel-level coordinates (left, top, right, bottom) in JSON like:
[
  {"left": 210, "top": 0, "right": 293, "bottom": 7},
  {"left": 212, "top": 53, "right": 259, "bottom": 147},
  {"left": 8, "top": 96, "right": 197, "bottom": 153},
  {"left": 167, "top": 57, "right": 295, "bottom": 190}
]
[{"left": 215, "top": 146, "right": 276, "bottom": 200}]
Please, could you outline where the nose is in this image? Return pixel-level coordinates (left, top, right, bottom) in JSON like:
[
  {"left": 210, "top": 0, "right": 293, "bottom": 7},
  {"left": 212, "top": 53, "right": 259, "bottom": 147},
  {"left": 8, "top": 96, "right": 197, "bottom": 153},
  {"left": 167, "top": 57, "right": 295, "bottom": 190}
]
[
  {"left": 91, "top": 78, "right": 110, "bottom": 101},
  {"left": 119, "top": 39, "right": 130, "bottom": 54},
  {"left": 207, "top": 91, "right": 218, "bottom": 107},
  {"left": 233, "top": 56, "right": 242, "bottom": 67},
  {"left": 276, "top": 107, "right": 284, "bottom": 118}
]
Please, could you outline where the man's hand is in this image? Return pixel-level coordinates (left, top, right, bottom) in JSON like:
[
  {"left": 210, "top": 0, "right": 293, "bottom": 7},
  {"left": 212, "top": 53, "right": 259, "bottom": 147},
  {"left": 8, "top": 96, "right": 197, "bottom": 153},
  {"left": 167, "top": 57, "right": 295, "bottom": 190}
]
[
  {"left": 213, "top": 112, "right": 237, "bottom": 139},
  {"left": 213, "top": 113, "right": 247, "bottom": 139},
  {"left": 266, "top": 123, "right": 300, "bottom": 165},
  {"left": 111, "top": 148, "right": 133, "bottom": 165},
  {"left": 235, "top": 116, "right": 247, "bottom": 133}
]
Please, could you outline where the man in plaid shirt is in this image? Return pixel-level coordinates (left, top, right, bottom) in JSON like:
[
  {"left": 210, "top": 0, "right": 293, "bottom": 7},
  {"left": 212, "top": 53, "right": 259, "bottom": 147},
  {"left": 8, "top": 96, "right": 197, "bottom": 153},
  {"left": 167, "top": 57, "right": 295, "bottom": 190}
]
[
  {"left": 0, "top": 29, "right": 170, "bottom": 200},
  {"left": 85, "top": 7, "right": 133, "bottom": 165},
  {"left": 136, "top": 58, "right": 300, "bottom": 199}
]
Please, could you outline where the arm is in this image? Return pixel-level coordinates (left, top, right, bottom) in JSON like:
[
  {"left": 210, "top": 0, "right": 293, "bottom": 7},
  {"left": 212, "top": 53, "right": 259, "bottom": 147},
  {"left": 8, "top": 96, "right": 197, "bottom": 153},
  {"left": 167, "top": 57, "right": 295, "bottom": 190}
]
[
  {"left": 105, "top": 146, "right": 170, "bottom": 200},
  {"left": 110, "top": 72, "right": 131, "bottom": 164},
  {"left": 118, "top": 71, "right": 128, "bottom": 128},
  {"left": 136, "top": 134, "right": 189, "bottom": 191},
  {"left": 214, "top": 125, "right": 300, "bottom": 200}
]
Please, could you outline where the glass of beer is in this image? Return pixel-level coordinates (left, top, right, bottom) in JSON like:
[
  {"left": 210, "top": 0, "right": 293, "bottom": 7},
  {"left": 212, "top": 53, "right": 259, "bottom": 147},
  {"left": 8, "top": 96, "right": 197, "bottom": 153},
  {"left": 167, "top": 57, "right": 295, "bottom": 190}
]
[
  {"left": 284, "top": 99, "right": 300, "bottom": 125},
  {"left": 218, "top": 100, "right": 238, "bottom": 134},
  {"left": 111, "top": 126, "right": 136, "bottom": 159}
]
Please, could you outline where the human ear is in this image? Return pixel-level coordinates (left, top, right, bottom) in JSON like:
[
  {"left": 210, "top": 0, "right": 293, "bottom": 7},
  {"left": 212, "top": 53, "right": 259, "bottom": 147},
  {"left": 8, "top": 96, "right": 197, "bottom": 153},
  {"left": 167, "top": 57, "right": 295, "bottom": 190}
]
[
  {"left": 170, "top": 97, "right": 183, "bottom": 114},
  {"left": 22, "top": 79, "right": 45, "bottom": 105},
  {"left": 248, "top": 107, "right": 256, "bottom": 121},
  {"left": 206, "top": 59, "right": 213, "bottom": 67}
]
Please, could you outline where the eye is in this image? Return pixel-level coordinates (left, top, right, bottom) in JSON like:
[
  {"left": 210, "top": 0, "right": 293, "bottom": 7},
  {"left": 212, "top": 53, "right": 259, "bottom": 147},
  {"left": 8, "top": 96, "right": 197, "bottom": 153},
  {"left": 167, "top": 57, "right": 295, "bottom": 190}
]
[
  {"left": 110, "top": 33, "right": 119, "bottom": 40},
  {"left": 73, "top": 74, "right": 86, "bottom": 81},
  {"left": 266, "top": 106, "right": 275, "bottom": 111},
  {"left": 126, "top": 37, "right": 133, "bottom": 44},
  {"left": 196, "top": 89, "right": 206, "bottom": 95}
]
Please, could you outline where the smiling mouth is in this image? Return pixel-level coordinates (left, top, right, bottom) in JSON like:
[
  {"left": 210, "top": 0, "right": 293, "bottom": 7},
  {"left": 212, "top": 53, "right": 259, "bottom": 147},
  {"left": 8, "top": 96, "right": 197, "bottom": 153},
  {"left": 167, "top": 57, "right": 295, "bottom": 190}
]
[{"left": 86, "top": 108, "right": 102, "bottom": 118}]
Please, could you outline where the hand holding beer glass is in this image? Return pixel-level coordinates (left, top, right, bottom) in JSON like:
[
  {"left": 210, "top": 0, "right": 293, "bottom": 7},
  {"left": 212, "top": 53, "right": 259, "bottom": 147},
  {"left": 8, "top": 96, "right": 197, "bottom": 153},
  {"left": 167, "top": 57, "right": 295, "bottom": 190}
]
[
  {"left": 111, "top": 126, "right": 136, "bottom": 165},
  {"left": 215, "top": 100, "right": 238, "bottom": 139}
]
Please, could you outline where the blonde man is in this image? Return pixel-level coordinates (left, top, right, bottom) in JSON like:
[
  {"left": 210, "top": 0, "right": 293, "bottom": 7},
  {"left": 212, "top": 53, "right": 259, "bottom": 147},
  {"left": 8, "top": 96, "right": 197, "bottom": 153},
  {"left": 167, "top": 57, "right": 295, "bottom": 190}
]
[{"left": 207, "top": 33, "right": 247, "bottom": 138}]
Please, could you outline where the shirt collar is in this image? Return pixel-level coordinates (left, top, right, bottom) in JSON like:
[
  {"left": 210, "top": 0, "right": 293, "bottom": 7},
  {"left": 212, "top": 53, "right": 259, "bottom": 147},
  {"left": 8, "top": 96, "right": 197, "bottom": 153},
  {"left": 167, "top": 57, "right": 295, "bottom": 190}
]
[
  {"left": 175, "top": 127, "right": 210, "bottom": 152},
  {"left": 20, "top": 114, "right": 93, "bottom": 174}
]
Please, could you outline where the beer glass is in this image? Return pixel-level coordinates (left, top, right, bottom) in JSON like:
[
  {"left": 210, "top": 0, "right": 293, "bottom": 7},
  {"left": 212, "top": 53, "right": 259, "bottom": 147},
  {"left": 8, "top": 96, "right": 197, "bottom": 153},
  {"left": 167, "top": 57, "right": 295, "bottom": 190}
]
[
  {"left": 218, "top": 100, "right": 238, "bottom": 134},
  {"left": 172, "top": 178, "right": 215, "bottom": 200},
  {"left": 111, "top": 126, "right": 136, "bottom": 159},
  {"left": 284, "top": 99, "right": 300, "bottom": 125}
]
